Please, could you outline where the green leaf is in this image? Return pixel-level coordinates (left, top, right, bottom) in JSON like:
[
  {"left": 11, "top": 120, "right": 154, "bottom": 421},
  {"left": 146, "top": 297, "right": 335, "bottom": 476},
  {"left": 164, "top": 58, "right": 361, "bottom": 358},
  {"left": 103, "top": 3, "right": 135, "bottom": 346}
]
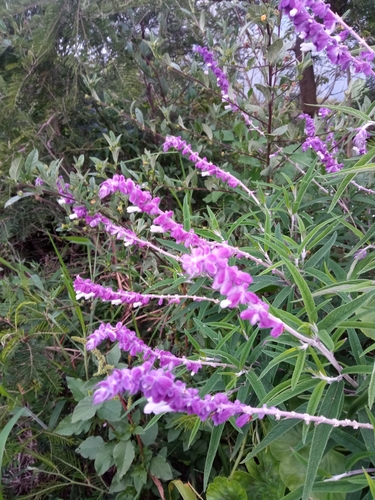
[
  {"left": 168, "top": 480, "right": 197, "bottom": 500},
  {"left": 202, "top": 123, "right": 213, "bottom": 140},
  {"left": 316, "top": 329, "right": 335, "bottom": 351},
  {"left": 317, "top": 291, "right": 375, "bottom": 333},
  {"left": 71, "top": 396, "right": 101, "bottom": 423},
  {"left": 206, "top": 477, "right": 247, "bottom": 500},
  {"left": 4, "top": 192, "right": 34, "bottom": 208},
  {"left": 76, "top": 436, "right": 104, "bottom": 459},
  {"left": 369, "top": 363, "right": 375, "bottom": 410},
  {"left": 0, "top": 408, "right": 25, "bottom": 492},
  {"left": 365, "top": 407, "right": 375, "bottom": 441},
  {"left": 306, "top": 231, "right": 337, "bottom": 269},
  {"left": 242, "top": 407, "right": 304, "bottom": 463},
  {"left": 94, "top": 442, "right": 115, "bottom": 475},
  {"left": 302, "top": 380, "right": 327, "bottom": 443},
  {"left": 321, "top": 104, "right": 370, "bottom": 121},
  {"left": 204, "top": 424, "right": 224, "bottom": 491},
  {"left": 149, "top": 455, "right": 173, "bottom": 480},
  {"left": 267, "top": 38, "right": 284, "bottom": 65},
  {"left": 363, "top": 469, "right": 375, "bottom": 499},
  {"left": 292, "top": 160, "right": 316, "bottom": 214},
  {"left": 302, "top": 381, "right": 344, "bottom": 500},
  {"left": 291, "top": 349, "right": 306, "bottom": 390},
  {"left": 280, "top": 258, "right": 317, "bottom": 323},
  {"left": 140, "top": 423, "right": 158, "bottom": 447},
  {"left": 96, "top": 400, "right": 122, "bottom": 421},
  {"left": 113, "top": 440, "right": 135, "bottom": 479},
  {"left": 328, "top": 173, "right": 356, "bottom": 213},
  {"left": 66, "top": 377, "right": 86, "bottom": 402},
  {"left": 54, "top": 413, "right": 91, "bottom": 436},
  {"left": 9, "top": 157, "right": 24, "bottom": 181}
]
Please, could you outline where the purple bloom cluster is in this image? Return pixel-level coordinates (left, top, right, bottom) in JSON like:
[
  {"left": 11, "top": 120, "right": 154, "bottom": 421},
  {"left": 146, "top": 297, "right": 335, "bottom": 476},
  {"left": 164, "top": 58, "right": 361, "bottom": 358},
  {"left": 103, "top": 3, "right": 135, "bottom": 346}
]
[
  {"left": 85, "top": 321, "right": 202, "bottom": 373},
  {"left": 280, "top": 0, "right": 375, "bottom": 75},
  {"left": 93, "top": 361, "right": 250, "bottom": 426},
  {"left": 181, "top": 246, "right": 284, "bottom": 337},
  {"left": 35, "top": 177, "right": 44, "bottom": 186},
  {"left": 299, "top": 112, "right": 344, "bottom": 173},
  {"left": 353, "top": 126, "right": 369, "bottom": 155},
  {"left": 70, "top": 173, "right": 282, "bottom": 337},
  {"left": 194, "top": 46, "right": 261, "bottom": 132},
  {"left": 56, "top": 175, "right": 74, "bottom": 204},
  {"left": 98, "top": 175, "right": 160, "bottom": 214},
  {"left": 164, "top": 136, "right": 240, "bottom": 188},
  {"left": 194, "top": 46, "right": 230, "bottom": 95},
  {"left": 74, "top": 275, "right": 151, "bottom": 307}
]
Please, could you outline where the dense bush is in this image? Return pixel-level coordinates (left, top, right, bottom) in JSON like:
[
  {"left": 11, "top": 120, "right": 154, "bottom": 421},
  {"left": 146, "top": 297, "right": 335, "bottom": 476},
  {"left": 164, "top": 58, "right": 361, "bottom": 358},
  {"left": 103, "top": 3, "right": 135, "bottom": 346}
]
[{"left": 1, "top": 0, "right": 375, "bottom": 499}]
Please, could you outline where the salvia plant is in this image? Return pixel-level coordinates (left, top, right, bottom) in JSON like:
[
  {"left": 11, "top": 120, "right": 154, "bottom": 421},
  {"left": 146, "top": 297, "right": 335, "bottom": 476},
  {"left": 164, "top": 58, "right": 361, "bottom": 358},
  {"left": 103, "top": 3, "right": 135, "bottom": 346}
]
[{"left": 2, "top": 0, "right": 375, "bottom": 499}]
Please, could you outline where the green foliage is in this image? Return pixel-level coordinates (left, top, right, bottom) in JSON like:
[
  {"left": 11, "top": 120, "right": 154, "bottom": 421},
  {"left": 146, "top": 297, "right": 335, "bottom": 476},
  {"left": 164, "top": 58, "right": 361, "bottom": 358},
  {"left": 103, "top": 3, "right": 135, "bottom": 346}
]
[{"left": 2, "top": 0, "right": 375, "bottom": 499}]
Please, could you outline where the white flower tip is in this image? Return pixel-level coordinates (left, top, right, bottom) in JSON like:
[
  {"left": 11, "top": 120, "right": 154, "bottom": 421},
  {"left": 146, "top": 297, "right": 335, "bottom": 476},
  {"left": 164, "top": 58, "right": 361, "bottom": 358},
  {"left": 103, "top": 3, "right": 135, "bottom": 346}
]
[
  {"left": 144, "top": 400, "right": 173, "bottom": 414},
  {"left": 127, "top": 206, "right": 141, "bottom": 213},
  {"left": 150, "top": 225, "right": 164, "bottom": 233},
  {"left": 69, "top": 213, "right": 78, "bottom": 220},
  {"left": 220, "top": 299, "right": 231, "bottom": 309},
  {"left": 300, "top": 42, "right": 316, "bottom": 52}
]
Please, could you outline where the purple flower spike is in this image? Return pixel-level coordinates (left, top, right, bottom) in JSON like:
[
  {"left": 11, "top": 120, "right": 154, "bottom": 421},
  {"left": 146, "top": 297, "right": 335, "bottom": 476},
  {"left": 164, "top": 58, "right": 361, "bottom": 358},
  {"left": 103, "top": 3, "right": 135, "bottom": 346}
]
[{"left": 164, "top": 136, "right": 240, "bottom": 189}]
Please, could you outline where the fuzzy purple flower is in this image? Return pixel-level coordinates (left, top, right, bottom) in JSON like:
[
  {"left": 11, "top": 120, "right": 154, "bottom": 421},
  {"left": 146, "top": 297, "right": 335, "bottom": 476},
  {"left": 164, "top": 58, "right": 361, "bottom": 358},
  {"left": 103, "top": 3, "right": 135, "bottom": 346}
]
[
  {"left": 280, "top": 0, "right": 375, "bottom": 76},
  {"left": 85, "top": 320, "right": 202, "bottom": 373},
  {"left": 353, "top": 126, "right": 369, "bottom": 155},
  {"left": 164, "top": 136, "right": 240, "bottom": 188}
]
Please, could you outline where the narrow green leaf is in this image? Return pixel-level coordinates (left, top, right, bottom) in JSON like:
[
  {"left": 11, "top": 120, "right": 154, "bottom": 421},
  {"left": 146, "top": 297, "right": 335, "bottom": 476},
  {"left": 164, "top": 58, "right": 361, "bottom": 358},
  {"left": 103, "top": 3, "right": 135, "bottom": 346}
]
[
  {"left": 0, "top": 408, "right": 25, "bottom": 492},
  {"left": 302, "top": 381, "right": 344, "bottom": 500},
  {"left": 204, "top": 424, "right": 224, "bottom": 491},
  {"left": 168, "top": 480, "right": 197, "bottom": 500},
  {"left": 297, "top": 219, "right": 340, "bottom": 254},
  {"left": 363, "top": 469, "right": 375, "bottom": 499},
  {"left": 187, "top": 418, "right": 201, "bottom": 449},
  {"left": 183, "top": 191, "right": 191, "bottom": 231},
  {"left": 328, "top": 173, "right": 355, "bottom": 213},
  {"left": 302, "top": 380, "right": 327, "bottom": 443},
  {"left": 306, "top": 232, "right": 337, "bottom": 269},
  {"left": 316, "top": 329, "right": 335, "bottom": 351},
  {"left": 291, "top": 349, "right": 306, "bottom": 390},
  {"left": 281, "top": 258, "right": 317, "bottom": 323},
  {"left": 292, "top": 160, "right": 316, "bottom": 214},
  {"left": 368, "top": 363, "right": 375, "bottom": 410},
  {"left": 259, "top": 347, "right": 299, "bottom": 380},
  {"left": 242, "top": 405, "right": 306, "bottom": 463},
  {"left": 317, "top": 291, "right": 375, "bottom": 333},
  {"left": 321, "top": 104, "right": 370, "bottom": 121},
  {"left": 365, "top": 407, "right": 375, "bottom": 440}
]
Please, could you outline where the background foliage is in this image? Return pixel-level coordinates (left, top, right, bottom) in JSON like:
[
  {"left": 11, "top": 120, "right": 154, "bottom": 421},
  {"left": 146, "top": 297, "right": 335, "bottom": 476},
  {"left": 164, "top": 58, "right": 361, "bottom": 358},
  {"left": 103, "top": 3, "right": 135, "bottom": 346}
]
[{"left": 1, "top": 0, "right": 375, "bottom": 499}]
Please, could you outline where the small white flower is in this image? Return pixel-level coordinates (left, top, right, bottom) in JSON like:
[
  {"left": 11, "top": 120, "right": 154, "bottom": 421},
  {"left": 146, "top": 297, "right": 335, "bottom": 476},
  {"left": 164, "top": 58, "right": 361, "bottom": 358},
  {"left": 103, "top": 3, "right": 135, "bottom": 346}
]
[
  {"left": 57, "top": 198, "right": 66, "bottom": 205},
  {"left": 132, "top": 301, "right": 142, "bottom": 308},
  {"left": 300, "top": 42, "right": 317, "bottom": 52},
  {"left": 144, "top": 399, "right": 173, "bottom": 414},
  {"left": 220, "top": 299, "right": 231, "bottom": 309},
  {"left": 127, "top": 206, "right": 141, "bottom": 213},
  {"left": 150, "top": 225, "right": 164, "bottom": 233},
  {"left": 69, "top": 213, "right": 78, "bottom": 220},
  {"left": 111, "top": 299, "right": 123, "bottom": 305}
]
